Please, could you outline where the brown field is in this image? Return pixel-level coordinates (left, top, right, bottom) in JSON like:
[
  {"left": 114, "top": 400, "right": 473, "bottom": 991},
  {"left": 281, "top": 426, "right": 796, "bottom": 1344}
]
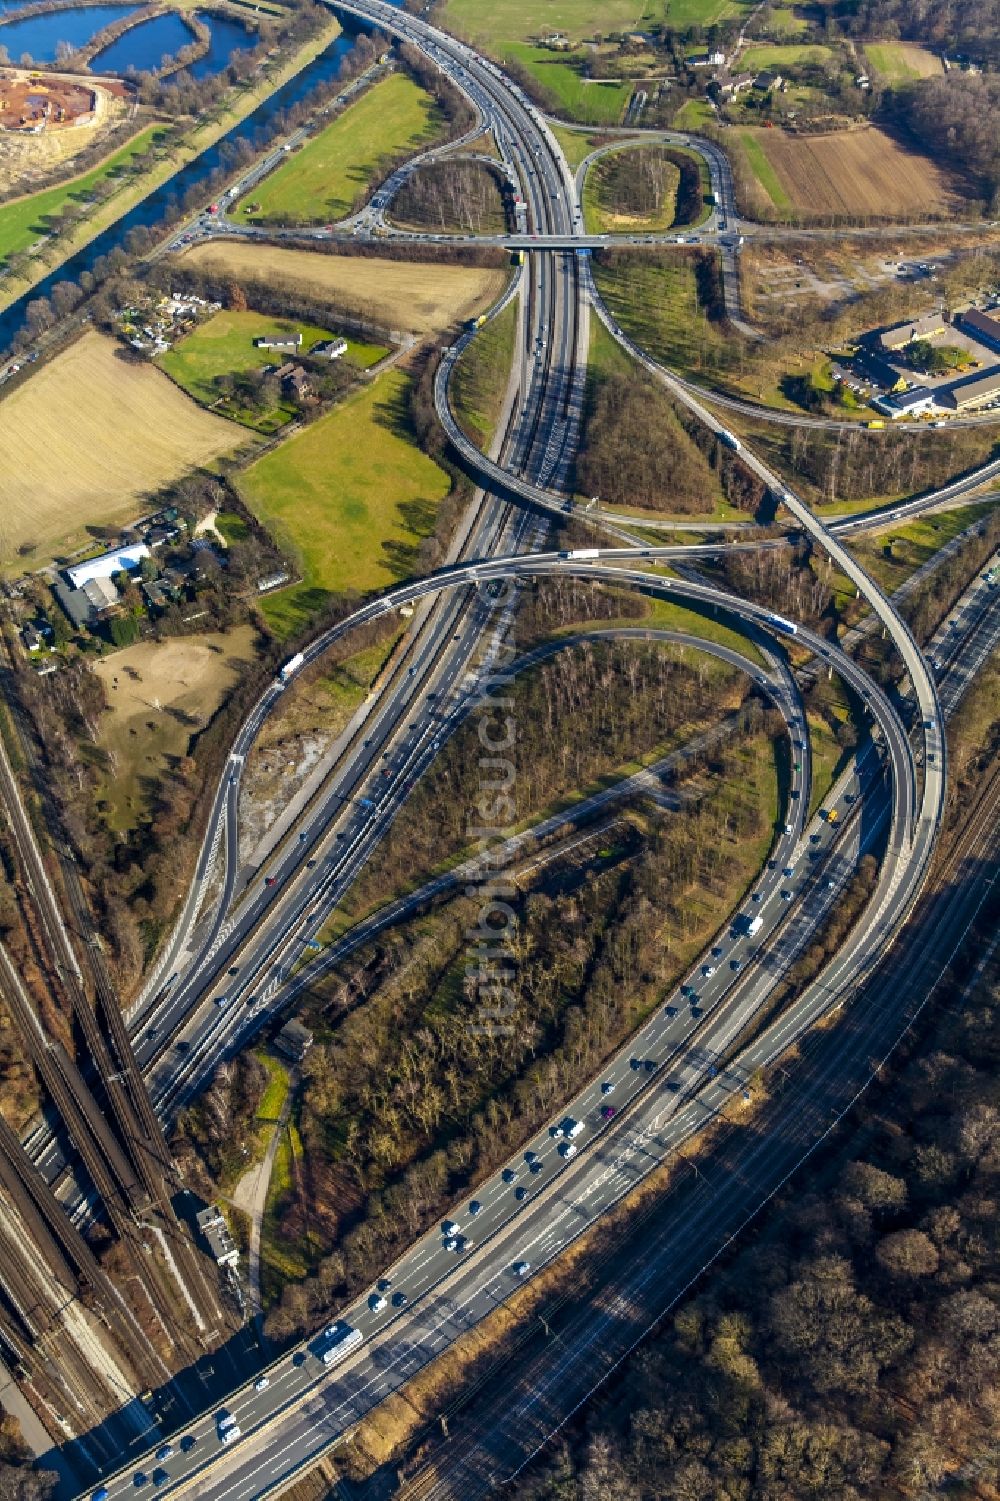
[
  {"left": 748, "top": 126, "right": 962, "bottom": 218},
  {"left": 94, "top": 626, "right": 260, "bottom": 830},
  {"left": 180, "top": 242, "right": 508, "bottom": 336},
  {"left": 0, "top": 330, "right": 243, "bottom": 568}
]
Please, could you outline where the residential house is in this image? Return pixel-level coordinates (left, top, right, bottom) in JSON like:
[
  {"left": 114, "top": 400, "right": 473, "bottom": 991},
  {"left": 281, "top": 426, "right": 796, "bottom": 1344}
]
[
  {"left": 753, "top": 70, "right": 783, "bottom": 91},
  {"left": 21, "top": 622, "right": 49, "bottom": 653},
  {"left": 713, "top": 70, "right": 754, "bottom": 97},
  {"left": 310, "top": 337, "right": 348, "bottom": 360},
  {"left": 281, "top": 366, "right": 311, "bottom": 401}
]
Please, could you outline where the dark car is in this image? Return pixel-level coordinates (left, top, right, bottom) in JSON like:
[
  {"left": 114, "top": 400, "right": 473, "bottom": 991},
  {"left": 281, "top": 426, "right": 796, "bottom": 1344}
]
[
  {"left": 514, "top": 1185, "right": 528, "bottom": 1201},
  {"left": 601, "top": 1106, "right": 616, "bottom": 1120}
]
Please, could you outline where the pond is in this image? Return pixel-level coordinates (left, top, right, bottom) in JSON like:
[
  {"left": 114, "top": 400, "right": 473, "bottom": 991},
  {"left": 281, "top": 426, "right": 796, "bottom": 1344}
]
[
  {"left": 91, "top": 8, "right": 190, "bottom": 72},
  {"left": 186, "top": 11, "right": 255, "bottom": 80},
  {"left": 0, "top": 3, "right": 135, "bottom": 62}
]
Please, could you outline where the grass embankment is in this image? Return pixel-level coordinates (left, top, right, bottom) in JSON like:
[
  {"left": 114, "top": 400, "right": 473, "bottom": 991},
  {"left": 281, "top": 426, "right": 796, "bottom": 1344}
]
[
  {"left": 581, "top": 317, "right": 743, "bottom": 523},
  {"left": 158, "top": 308, "right": 386, "bottom": 431},
  {"left": 0, "top": 125, "right": 167, "bottom": 267},
  {"left": 234, "top": 72, "right": 443, "bottom": 225},
  {"left": 449, "top": 300, "right": 516, "bottom": 450},
  {"left": 0, "top": 15, "right": 343, "bottom": 313},
  {"left": 736, "top": 130, "right": 793, "bottom": 213},
  {"left": 592, "top": 250, "right": 743, "bottom": 384},
  {"left": 238, "top": 368, "right": 451, "bottom": 637},
  {"left": 741, "top": 43, "right": 835, "bottom": 70},
  {"left": 845, "top": 502, "right": 1000, "bottom": 593},
  {"left": 666, "top": 0, "right": 750, "bottom": 22}
]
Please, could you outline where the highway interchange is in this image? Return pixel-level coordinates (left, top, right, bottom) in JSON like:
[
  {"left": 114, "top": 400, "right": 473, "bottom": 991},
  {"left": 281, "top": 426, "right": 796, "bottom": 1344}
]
[{"left": 54, "top": 0, "right": 1000, "bottom": 1496}]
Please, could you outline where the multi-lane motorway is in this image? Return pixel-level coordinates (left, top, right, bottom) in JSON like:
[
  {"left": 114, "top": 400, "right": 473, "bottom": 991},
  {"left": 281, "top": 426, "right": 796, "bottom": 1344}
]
[{"left": 54, "top": 2, "right": 1000, "bottom": 1497}]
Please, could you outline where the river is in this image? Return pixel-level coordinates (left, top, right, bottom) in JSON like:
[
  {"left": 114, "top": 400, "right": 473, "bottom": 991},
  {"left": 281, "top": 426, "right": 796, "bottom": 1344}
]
[{"left": 0, "top": 10, "right": 379, "bottom": 353}]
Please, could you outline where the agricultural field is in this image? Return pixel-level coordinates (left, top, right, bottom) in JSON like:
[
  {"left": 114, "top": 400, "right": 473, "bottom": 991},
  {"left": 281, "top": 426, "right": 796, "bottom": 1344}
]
[
  {"left": 737, "top": 126, "right": 962, "bottom": 219},
  {"left": 438, "top": 0, "right": 649, "bottom": 48},
  {"left": 158, "top": 309, "right": 386, "bottom": 432},
  {"left": 238, "top": 369, "right": 451, "bottom": 637},
  {"left": 864, "top": 42, "right": 944, "bottom": 82},
  {"left": 0, "top": 331, "right": 242, "bottom": 569},
  {"left": 663, "top": 0, "right": 752, "bottom": 21},
  {"left": 180, "top": 242, "right": 509, "bottom": 337},
  {"left": 0, "top": 125, "right": 166, "bottom": 267},
  {"left": 93, "top": 626, "right": 260, "bottom": 831},
  {"left": 761, "top": 4, "right": 810, "bottom": 35},
  {"left": 503, "top": 42, "right": 633, "bottom": 124},
  {"left": 740, "top": 43, "right": 835, "bottom": 70},
  {"left": 233, "top": 74, "right": 443, "bottom": 225}
]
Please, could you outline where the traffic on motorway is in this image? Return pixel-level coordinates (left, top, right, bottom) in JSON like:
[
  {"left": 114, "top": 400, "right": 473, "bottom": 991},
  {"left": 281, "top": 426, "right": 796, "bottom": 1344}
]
[{"left": 63, "top": 0, "right": 997, "bottom": 1497}]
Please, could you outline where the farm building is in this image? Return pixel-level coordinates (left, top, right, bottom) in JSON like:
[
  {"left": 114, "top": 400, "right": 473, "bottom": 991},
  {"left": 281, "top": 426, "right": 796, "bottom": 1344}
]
[
  {"left": 957, "top": 308, "right": 1000, "bottom": 354},
  {"left": 878, "top": 312, "right": 947, "bottom": 352},
  {"left": 754, "top": 70, "right": 783, "bottom": 91},
  {"left": 692, "top": 48, "right": 726, "bottom": 66},
  {"left": 254, "top": 333, "right": 303, "bottom": 350},
  {"left": 66, "top": 542, "right": 150, "bottom": 589},
  {"left": 941, "top": 367, "right": 1000, "bottom": 410}
]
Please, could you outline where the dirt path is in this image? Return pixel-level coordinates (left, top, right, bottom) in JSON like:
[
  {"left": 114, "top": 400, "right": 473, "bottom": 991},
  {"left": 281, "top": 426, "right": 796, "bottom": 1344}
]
[{"left": 228, "top": 1069, "right": 298, "bottom": 1316}]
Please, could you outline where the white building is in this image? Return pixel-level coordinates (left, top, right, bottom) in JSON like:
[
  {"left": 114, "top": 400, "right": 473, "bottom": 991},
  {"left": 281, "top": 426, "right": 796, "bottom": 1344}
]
[{"left": 66, "top": 543, "right": 150, "bottom": 590}]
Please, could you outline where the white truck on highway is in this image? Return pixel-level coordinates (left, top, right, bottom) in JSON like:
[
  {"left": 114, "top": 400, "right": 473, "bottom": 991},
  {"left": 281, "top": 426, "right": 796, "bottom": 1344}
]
[
  {"left": 278, "top": 652, "right": 305, "bottom": 685},
  {"left": 734, "top": 913, "right": 763, "bottom": 937},
  {"left": 561, "top": 549, "right": 600, "bottom": 560},
  {"left": 217, "top": 1413, "right": 241, "bottom": 1445},
  {"left": 321, "top": 1321, "right": 363, "bottom": 1367}
]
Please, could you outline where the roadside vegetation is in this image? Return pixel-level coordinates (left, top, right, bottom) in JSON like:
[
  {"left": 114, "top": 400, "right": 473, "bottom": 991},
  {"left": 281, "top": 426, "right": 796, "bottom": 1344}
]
[
  {"left": 449, "top": 300, "right": 517, "bottom": 451},
  {"left": 582, "top": 144, "right": 707, "bottom": 234},
  {"left": 250, "top": 646, "right": 781, "bottom": 1334},
  {"left": 331, "top": 628, "right": 756, "bottom": 921},
  {"left": 390, "top": 158, "right": 509, "bottom": 236},
  {"left": 578, "top": 321, "right": 732, "bottom": 516}
]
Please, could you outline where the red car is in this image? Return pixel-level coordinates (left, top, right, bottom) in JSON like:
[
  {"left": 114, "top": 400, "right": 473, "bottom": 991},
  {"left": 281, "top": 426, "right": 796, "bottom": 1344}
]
[{"left": 264, "top": 876, "right": 277, "bottom": 887}]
